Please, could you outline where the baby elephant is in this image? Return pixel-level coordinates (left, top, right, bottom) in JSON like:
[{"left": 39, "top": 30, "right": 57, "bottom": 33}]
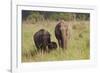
[{"left": 48, "top": 42, "right": 57, "bottom": 51}]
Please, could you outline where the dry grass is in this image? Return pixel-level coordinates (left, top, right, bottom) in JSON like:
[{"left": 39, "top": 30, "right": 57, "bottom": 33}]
[{"left": 22, "top": 20, "right": 90, "bottom": 62}]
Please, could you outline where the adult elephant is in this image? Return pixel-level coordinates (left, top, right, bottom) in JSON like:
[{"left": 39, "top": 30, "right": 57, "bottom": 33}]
[
  {"left": 33, "top": 29, "right": 51, "bottom": 52},
  {"left": 55, "top": 20, "right": 69, "bottom": 49}
]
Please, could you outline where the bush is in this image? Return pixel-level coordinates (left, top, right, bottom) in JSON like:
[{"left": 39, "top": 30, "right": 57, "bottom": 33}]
[{"left": 27, "top": 12, "right": 44, "bottom": 23}]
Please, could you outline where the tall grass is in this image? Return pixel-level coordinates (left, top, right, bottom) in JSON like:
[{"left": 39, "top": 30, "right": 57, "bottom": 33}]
[{"left": 22, "top": 21, "right": 90, "bottom": 62}]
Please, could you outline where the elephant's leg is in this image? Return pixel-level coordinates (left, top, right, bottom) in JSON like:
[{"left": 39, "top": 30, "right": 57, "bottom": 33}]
[
  {"left": 61, "top": 38, "right": 64, "bottom": 48},
  {"left": 58, "top": 40, "right": 62, "bottom": 48}
]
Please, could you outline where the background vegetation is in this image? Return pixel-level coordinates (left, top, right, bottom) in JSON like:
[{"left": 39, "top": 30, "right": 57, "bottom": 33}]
[
  {"left": 22, "top": 10, "right": 90, "bottom": 62},
  {"left": 22, "top": 10, "right": 90, "bottom": 23}
]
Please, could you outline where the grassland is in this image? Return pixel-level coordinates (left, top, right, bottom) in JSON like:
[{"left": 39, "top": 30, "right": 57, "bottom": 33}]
[{"left": 22, "top": 21, "right": 90, "bottom": 62}]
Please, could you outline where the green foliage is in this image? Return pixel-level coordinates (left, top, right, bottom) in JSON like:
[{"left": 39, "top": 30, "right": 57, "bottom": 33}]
[
  {"left": 76, "top": 13, "right": 90, "bottom": 21},
  {"left": 49, "top": 13, "right": 74, "bottom": 21},
  {"left": 22, "top": 10, "right": 90, "bottom": 24},
  {"left": 27, "top": 12, "right": 44, "bottom": 23}
]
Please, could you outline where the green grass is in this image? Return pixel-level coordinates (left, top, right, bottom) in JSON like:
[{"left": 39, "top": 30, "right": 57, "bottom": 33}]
[{"left": 22, "top": 21, "right": 90, "bottom": 62}]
